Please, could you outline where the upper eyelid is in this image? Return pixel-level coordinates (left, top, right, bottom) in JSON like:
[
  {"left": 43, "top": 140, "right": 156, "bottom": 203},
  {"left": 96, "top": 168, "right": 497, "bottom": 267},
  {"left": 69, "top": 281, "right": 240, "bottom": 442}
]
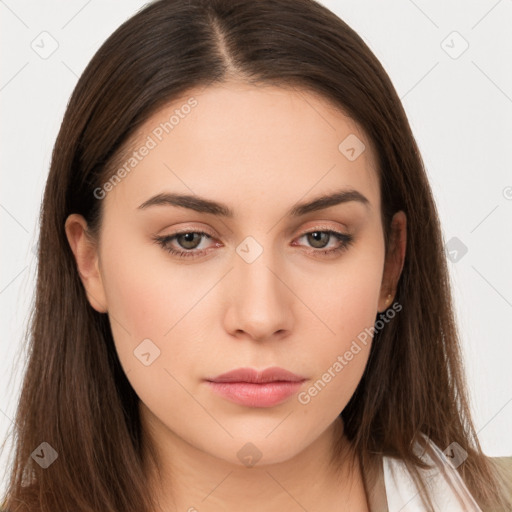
[
  {"left": 159, "top": 225, "right": 349, "bottom": 248},
  {"left": 161, "top": 221, "right": 349, "bottom": 238}
]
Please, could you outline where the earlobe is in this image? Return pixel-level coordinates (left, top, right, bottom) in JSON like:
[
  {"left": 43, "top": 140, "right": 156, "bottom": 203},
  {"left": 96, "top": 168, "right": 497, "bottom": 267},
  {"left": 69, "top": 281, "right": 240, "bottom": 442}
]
[
  {"left": 64, "top": 214, "right": 108, "bottom": 313},
  {"left": 378, "top": 211, "right": 407, "bottom": 313}
]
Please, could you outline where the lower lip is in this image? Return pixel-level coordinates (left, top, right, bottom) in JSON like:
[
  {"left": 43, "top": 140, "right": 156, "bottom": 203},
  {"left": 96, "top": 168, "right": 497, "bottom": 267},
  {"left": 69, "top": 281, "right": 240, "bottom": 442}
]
[{"left": 206, "top": 380, "right": 304, "bottom": 408}]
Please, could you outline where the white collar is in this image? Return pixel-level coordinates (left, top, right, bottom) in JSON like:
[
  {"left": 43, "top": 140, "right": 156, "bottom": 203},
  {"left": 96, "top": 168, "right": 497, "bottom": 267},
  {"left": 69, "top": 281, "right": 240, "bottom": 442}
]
[{"left": 383, "top": 435, "right": 483, "bottom": 511}]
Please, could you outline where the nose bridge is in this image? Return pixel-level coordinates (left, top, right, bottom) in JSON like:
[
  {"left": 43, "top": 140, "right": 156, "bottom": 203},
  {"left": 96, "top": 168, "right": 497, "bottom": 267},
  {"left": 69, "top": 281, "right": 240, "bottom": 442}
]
[{"left": 225, "top": 234, "right": 291, "bottom": 339}]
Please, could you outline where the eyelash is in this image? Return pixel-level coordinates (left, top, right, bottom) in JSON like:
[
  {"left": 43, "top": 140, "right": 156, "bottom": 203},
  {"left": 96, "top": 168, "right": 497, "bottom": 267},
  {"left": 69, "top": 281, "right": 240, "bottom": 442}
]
[{"left": 152, "top": 228, "right": 354, "bottom": 260}]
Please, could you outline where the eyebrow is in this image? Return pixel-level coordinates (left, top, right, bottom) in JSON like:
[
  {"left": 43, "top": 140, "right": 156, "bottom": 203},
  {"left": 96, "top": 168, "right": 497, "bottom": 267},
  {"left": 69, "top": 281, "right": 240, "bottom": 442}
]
[{"left": 137, "top": 188, "right": 370, "bottom": 217}]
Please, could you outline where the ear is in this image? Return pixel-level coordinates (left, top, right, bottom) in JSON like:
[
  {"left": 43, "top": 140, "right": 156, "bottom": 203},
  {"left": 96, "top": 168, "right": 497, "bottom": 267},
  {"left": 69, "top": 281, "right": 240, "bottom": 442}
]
[
  {"left": 64, "top": 213, "right": 108, "bottom": 313},
  {"left": 377, "top": 210, "right": 407, "bottom": 313}
]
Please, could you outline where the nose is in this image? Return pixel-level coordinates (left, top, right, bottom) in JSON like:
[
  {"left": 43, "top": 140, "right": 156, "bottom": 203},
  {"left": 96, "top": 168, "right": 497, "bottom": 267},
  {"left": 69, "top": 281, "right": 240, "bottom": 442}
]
[{"left": 223, "top": 243, "right": 294, "bottom": 342}]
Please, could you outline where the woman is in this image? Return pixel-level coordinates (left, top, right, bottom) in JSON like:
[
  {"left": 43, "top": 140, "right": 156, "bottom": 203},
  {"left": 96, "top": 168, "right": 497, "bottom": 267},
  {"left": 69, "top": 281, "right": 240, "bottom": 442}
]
[{"left": 1, "top": 0, "right": 510, "bottom": 510}]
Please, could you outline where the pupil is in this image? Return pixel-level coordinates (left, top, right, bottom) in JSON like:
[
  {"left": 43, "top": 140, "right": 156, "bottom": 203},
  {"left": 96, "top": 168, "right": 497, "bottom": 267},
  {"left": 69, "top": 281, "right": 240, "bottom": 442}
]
[
  {"left": 309, "top": 231, "right": 328, "bottom": 248},
  {"left": 179, "top": 233, "right": 199, "bottom": 249}
]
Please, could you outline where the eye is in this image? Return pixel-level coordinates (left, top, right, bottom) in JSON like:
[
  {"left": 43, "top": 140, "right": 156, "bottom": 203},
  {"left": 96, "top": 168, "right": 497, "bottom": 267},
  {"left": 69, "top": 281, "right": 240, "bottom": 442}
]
[
  {"left": 152, "top": 230, "right": 218, "bottom": 259},
  {"left": 151, "top": 228, "right": 354, "bottom": 260},
  {"left": 293, "top": 229, "right": 354, "bottom": 257}
]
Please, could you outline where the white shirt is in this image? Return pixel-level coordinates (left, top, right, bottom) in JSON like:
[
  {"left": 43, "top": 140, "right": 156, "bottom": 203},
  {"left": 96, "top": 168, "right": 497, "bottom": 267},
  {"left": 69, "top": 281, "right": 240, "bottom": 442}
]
[{"left": 383, "top": 435, "right": 483, "bottom": 511}]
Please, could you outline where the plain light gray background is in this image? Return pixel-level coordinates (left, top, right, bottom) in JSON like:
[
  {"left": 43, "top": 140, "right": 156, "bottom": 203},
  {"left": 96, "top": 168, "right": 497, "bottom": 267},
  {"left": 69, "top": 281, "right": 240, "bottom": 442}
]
[{"left": 1, "top": 0, "right": 511, "bottom": 495}]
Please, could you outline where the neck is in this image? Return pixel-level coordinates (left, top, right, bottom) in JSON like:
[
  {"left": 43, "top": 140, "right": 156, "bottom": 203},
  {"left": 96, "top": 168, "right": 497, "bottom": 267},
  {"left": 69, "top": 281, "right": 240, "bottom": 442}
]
[{"left": 140, "top": 406, "right": 368, "bottom": 512}]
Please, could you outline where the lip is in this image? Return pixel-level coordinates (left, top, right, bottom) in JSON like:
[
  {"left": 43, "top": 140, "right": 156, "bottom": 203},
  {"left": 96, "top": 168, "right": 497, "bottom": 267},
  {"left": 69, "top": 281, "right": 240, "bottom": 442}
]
[
  {"left": 205, "top": 367, "right": 307, "bottom": 408},
  {"left": 207, "top": 366, "right": 306, "bottom": 384}
]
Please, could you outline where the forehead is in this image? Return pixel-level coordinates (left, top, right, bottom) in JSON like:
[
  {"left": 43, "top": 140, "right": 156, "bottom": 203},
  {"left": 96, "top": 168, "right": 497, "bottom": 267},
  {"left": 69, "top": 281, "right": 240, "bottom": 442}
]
[{"left": 102, "top": 81, "right": 381, "bottom": 219}]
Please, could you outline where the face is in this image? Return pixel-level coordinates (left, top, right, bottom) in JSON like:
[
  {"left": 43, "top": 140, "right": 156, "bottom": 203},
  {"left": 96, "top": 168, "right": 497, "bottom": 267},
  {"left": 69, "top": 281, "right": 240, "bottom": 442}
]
[{"left": 66, "top": 81, "right": 406, "bottom": 469}]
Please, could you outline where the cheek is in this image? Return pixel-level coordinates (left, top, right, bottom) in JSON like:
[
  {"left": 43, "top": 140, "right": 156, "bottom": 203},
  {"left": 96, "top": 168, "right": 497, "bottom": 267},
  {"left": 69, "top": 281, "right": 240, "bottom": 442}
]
[
  {"left": 294, "top": 234, "right": 384, "bottom": 341},
  {"left": 294, "top": 287, "right": 377, "bottom": 422},
  {"left": 293, "top": 247, "right": 384, "bottom": 414},
  {"left": 99, "top": 237, "right": 213, "bottom": 428},
  {"left": 99, "top": 226, "right": 208, "bottom": 374}
]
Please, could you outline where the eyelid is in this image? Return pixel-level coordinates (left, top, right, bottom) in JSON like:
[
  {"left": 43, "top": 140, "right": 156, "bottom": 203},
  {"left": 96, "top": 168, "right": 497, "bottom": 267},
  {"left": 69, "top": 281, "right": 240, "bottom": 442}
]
[
  {"left": 155, "top": 221, "right": 349, "bottom": 243},
  {"left": 298, "top": 222, "right": 349, "bottom": 234},
  {"left": 166, "top": 226, "right": 217, "bottom": 238}
]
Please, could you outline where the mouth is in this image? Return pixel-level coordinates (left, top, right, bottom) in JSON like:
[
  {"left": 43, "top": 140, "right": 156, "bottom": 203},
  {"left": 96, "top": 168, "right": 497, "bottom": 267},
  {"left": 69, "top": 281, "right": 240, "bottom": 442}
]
[{"left": 205, "top": 367, "right": 307, "bottom": 408}]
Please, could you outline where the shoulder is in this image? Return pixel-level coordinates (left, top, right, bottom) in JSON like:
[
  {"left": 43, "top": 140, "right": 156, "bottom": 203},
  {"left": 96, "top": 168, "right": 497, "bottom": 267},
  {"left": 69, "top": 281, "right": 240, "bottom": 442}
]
[{"left": 382, "top": 435, "right": 483, "bottom": 511}]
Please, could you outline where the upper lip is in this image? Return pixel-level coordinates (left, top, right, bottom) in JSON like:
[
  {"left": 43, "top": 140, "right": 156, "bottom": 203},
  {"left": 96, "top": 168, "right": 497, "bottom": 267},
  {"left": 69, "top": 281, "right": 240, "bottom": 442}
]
[{"left": 206, "top": 367, "right": 306, "bottom": 384}]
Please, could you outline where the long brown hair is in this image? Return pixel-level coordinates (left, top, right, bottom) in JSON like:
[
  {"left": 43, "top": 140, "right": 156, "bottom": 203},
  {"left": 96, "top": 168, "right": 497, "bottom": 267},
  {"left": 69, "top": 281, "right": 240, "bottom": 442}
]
[{"left": 2, "top": 0, "right": 510, "bottom": 510}]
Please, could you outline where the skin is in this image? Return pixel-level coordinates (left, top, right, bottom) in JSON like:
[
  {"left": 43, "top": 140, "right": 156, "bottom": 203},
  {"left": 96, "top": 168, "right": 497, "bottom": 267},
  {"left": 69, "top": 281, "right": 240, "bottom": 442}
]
[{"left": 65, "top": 81, "right": 406, "bottom": 512}]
